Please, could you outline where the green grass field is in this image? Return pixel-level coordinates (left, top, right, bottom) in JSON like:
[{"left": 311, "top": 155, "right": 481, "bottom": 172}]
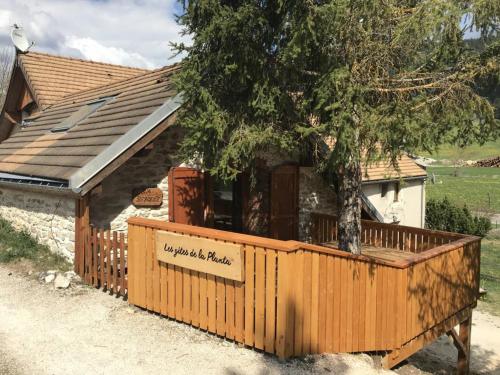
[
  {"left": 425, "top": 167, "right": 500, "bottom": 315},
  {"left": 420, "top": 139, "right": 500, "bottom": 161},
  {"left": 479, "top": 231, "right": 500, "bottom": 316},
  {"left": 426, "top": 166, "right": 500, "bottom": 213}
]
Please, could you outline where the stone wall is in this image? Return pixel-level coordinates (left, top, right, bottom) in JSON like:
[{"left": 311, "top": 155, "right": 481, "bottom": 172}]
[
  {"left": 298, "top": 167, "right": 337, "bottom": 242},
  {"left": 90, "top": 126, "right": 183, "bottom": 232},
  {"left": 0, "top": 187, "right": 75, "bottom": 259}
]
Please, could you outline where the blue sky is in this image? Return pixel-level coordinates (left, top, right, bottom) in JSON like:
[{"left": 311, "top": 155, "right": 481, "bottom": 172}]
[
  {"left": 0, "top": 1, "right": 483, "bottom": 69},
  {"left": 0, "top": 0, "right": 188, "bottom": 68}
]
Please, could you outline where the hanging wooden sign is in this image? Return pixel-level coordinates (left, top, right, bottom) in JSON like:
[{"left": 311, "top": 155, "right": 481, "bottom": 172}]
[
  {"left": 155, "top": 231, "right": 244, "bottom": 282},
  {"left": 132, "top": 187, "right": 163, "bottom": 207}
]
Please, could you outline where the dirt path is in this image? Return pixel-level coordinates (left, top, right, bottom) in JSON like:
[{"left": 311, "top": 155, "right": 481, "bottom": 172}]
[{"left": 0, "top": 264, "right": 499, "bottom": 375}]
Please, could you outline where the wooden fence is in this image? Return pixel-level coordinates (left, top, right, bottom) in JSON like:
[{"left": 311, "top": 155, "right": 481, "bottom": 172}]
[
  {"left": 79, "top": 226, "right": 128, "bottom": 296},
  {"left": 127, "top": 216, "right": 480, "bottom": 370},
  {"left": 311, "top": 212, "right": 466, "bottom": 252}
]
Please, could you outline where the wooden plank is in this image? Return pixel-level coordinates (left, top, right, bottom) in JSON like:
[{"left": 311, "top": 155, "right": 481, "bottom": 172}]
[
  {"left": 285, "top": 252, "right": 296, "bottom": 357},
  {"left": 120, "top": 233, "right": 126, "bottom": 295},
  {"left": 303, "top": 251, "right": 312, "bottom": 354},
  {"left": 265, "top": 250, "right": 277, "bottom": 354},
  {"left": 346, "top": 259, "right": 354, "bottom": 352},
  {"left": 199, "top": 272, "right": 208, "bottom": 330},
  {"left": 294, "top": 250, "right": 304, "bottom": 356},
  {"left": 216, "top": 276, "right": 225, "bottom": 336},
  {"left": 207, "top": 273, "right": 216, "bottom": 333},
  {"left": 92, "top": 228, "right": 98, "bottom": 287},
  {"left": 310, "top": 252, "right": 320, "bottom": 353},
  {"left": 167, "top": 263, "right": 176, "bottom": 318},
  {"left": 191, "top": 271, "right": 200, "bottom": 328},
  {"left": 254, "top": 247, "right": 266, "bottom": 350},
  {"left": 276, "top": 251, "right": 288, "bottom": 358},
  {"left": 234, "top": 279, "right": 245, "bottom": 344},
  {"left": 145, "top": 228, "right": 154, "bottom": 310},
  {"left": 338, "top": 257, "right": 348, "bottom": 352},
  {"left": 225, "top": 279, "right": 234, "bottom": 339},
  {"left": 318, "top": 254, "right": 327, "bottom": 353},
  {"left": 151, "top": 230, "right": 161, "bottom": 312},
  {"left": 84, "top": 227, "right": 90, "bottom": 284},
  {"left": 183, "top": 269, "right": 192, "bottom": 323},
  {"left": 358, "top": 262, "right": 367, "bottom": 351},
  {"left": 127, "top": 225, "right": 135, "bottom": 304},
  {"left": 160, "top": 260, "right": 168, "bottom": 316},
  {"left": 137, "top": 226, "right": 147, "bottom": 308},
  {"left": 112, "top": 231, "right": 118, "bottom": 294},
  {"left": 106, "top": 229, "right": 112, "bottom": 292},
  {"left": 352, "top": 261, "right": 361, "bottom": 352},
  {"left": 99, "top": 229, "right": 105, "bottom": 290},
  {"left": 175, "top": 266, "right": 183, "bottom": 321},
  {"left": 326, "top": 255, "right": 335, "bottom": 352},
  {"left": 375, "top": 265, "right": 384, "bottom": 349},
  {"left": 244, "top": 246, "right": 255, "bottom": 347}
]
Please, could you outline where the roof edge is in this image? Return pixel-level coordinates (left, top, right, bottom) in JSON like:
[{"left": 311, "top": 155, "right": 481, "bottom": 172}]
[
  {"left": 69, "top": 93, "right": 183, "bottom": 191},
  {"left": 361, "top": 174, "right": 427, "bottom": 184}
]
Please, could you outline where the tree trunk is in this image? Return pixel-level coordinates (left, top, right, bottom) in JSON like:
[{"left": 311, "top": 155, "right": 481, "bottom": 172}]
[{"left": 336, "top": 160, "right": 362, "bottom": 254}]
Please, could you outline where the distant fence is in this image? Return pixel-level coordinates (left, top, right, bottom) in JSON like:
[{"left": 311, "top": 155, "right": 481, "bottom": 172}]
[
  {"left": 311, "top": 212, "right": 466, "bottom": 252},
  {"left": 77, "top": 227, "right": 128, "bottom": 296},
  {"left": 126, "top": 216, "right": 480, "bottom": 366}
]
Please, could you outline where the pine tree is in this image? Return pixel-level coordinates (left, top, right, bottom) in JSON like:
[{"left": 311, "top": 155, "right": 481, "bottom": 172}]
[{"left": 173, "top": 0, "right": 499, "bottom": 253}]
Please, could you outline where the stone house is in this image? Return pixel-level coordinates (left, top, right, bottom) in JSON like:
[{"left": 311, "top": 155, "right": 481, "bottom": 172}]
[{"left": 0, "top": 51, "right": 426, "bottom": 260}]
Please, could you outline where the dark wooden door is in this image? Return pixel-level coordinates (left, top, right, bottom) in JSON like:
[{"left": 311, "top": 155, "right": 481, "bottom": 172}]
[
  {"left": 168, "top": 167, "right": 207, "bottom": 226},
  {"left": 270, "top": 164, "right": 299, "bottom": 240}
]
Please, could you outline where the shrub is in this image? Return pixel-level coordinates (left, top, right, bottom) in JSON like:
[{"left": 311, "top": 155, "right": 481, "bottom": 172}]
[{"left": 426, "top": 197, "right": 492, "bottom": 237}]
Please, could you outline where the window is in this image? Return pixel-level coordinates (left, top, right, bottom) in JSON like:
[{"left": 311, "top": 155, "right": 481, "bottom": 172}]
[
  {"left": 50, "top": 96, "right": 115, "bottom": 133},
  {"left": 394, "top": 182, "right": 400, "bottom": 202},
  {"left": 381, "top": 183, "right": 388, "bottom": 198},
  {"left": 213, "top": 179, "right": 235, "bottom": 231}
]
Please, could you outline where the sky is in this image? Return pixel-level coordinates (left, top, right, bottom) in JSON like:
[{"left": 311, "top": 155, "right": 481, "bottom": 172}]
[{"left": 0, "top": 0, "right": 188, "bottom": 69}]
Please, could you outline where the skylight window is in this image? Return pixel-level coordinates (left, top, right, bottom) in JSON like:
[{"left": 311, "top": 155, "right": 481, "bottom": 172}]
[{"left": 50, "top": 96, "right": 115, "bottom": 133}]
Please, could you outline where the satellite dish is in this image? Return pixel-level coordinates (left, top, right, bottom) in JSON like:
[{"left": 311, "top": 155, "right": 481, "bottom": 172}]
[{"left": 10, "top": 25, "right": 33, "bottom": 53}]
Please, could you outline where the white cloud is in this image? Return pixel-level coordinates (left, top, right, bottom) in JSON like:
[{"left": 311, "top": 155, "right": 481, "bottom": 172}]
[
  {"left": 0, "top": 0, "right": 190, "bottom": 68},
  {"left": 66, "top": 36, "right": 156, "bottom": 69}
]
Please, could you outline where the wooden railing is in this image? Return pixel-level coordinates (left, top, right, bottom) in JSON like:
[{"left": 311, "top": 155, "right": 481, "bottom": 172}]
[
  {"left": 126, "top": 217, "right": 480, "bottom": 368},
  {"left": 311, "top": 212, "right": 466, "bottom": 252},
  {"left": 79, "top": 227, "right": 128, "bottom": 296}
]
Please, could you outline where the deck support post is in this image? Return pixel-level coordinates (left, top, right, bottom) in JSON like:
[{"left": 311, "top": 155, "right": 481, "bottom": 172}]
[
  {"left": 456, "top": 313, "right": 472, "bottom": 375},
  {"left": 447, "top": 311, "right": 472, "bottom": 375}
]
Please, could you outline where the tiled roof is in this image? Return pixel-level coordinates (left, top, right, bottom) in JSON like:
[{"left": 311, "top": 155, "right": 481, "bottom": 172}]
[
  {"left": 323, "top": 137, "right": 426, "bottom": 181},
  {"left": 362, "top": 154, "right": 426, "bottom": 182},
  {"left": 18, "top": 51, "right": 149, "bottom": 108},
  {"left": 0, "top": 64, "right": 179, "bottom": 181}
]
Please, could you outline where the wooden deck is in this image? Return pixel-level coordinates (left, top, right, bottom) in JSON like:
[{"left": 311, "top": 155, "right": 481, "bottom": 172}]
[
  {"left": 76, "top": 212, "right": 480, "bottom": 375},
  {"left": 322, "top": 241, "right": 417, "bottom": 263}
]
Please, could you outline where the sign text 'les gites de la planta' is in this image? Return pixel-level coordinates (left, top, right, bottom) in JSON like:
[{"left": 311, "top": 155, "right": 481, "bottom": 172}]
[{"left": 155, "top": 231, "right": 244, "bottom": 281}]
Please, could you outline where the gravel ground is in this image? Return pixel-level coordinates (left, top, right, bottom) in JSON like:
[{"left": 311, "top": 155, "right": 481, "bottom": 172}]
[{"left": 0, "top": 264, "right": 499, "bottom": 375}]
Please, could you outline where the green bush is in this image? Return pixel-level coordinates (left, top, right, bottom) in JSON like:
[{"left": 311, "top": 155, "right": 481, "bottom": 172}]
[{"left": 425, "top": 197, "right": 492, "bottom": 237}]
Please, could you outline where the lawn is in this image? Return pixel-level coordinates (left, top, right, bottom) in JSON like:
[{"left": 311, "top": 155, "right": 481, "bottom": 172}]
[
  {"left": 425, "top": 167, "right": 500, "bottom": 315},
  {"left": 479, "top": 230, "right": 500, "bottom": 316},
  {"left": 426, "top": 166, "right": 500, "bottom": 214},
  {"left": 420, "top": 139, "right": 500, "bottom": 161}
]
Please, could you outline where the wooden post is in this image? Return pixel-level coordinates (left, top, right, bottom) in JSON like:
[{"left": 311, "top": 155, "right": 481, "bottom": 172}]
[
  {"left": 457, "top": 314, "right": 472, "bottom": 375},
  {"left": 74, "top": 194, "right": 90, "bottom": 277}
]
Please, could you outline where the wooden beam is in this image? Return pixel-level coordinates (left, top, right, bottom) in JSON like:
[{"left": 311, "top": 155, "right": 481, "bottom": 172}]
[
  {"left": 74, "top": 194, "right": 90, "bottom": 277},
  {"left": 447, "top": 328, "right": 467, "bottom": 357},
  {"left": 457, "top": 314, "right": 472, "bottom": 375},
  {"left": 382, "top": 306, "right": 473, "bottom": 369}
]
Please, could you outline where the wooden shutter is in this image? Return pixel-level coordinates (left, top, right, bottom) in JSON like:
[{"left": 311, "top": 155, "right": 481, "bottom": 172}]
[
  {"left": 270, "top": 164, "right": 299, "bottom": 240},
  {"left": 168, "top": 167, "right": 207, "bottom": 226}
]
